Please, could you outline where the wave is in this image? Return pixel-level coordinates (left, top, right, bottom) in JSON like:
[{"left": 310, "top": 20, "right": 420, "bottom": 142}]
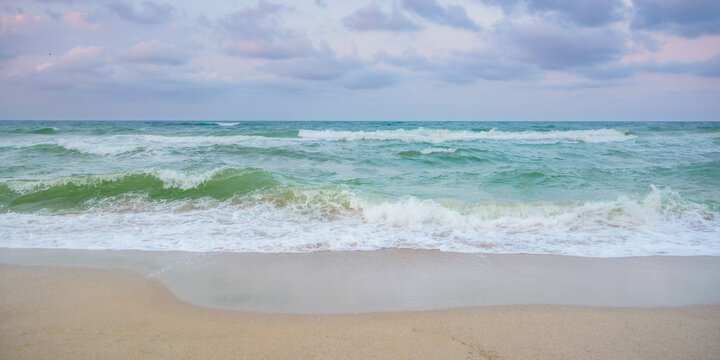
[
  {"left": 397, "top": 148, "right": 458, "bottom": 156},
  {"left": 2, "top": 127, "right": 59, "bottom": 135},
  {"left": 2, "top": 168, "right": 284, "bottom": 211},
  {"left": 214, "top": 122, "right": 240, "bottom": 127},
  {"left": 30, "top": 127, "right": 59, "bottom": 134},
  {"left": 298, "top": 128, "right": 636, "bottom": 143},
  {"left": 1, "top": 127, "right": 635, "bottom": 158},
  {"left": 8, "top": 135, "right": 267, "bottom": 156},
  {"left": 0, "top": 184, "right": 717, "bottom": 256},
  {"left": 55, "top": 139, "right": 139, "bottom": 156},
  {"left": 420, "top": 147, "right": 457, "bottom": 154}
]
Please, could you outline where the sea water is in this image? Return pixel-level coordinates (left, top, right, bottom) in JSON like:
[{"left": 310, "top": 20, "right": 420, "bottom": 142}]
[{"left": 1, "top": 121, "right": 718, "bottom": 257}]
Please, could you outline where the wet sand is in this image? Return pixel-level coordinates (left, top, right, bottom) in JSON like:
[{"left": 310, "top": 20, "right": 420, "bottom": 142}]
[
  {"left": 1, "top": 265, "right": 719, "bottom": 359},
  {"left": 2, "top": 249, "right": 720, "bottom": 313}
]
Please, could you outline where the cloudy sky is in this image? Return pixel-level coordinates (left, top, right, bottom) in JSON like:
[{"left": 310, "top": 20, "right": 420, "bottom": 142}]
[{"left": 1, "top": 0, "right": 718, "bottom": 120}]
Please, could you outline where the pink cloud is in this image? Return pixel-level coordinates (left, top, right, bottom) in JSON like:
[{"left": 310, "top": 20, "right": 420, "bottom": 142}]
[
  {"left": 33, "top": 45, "right": 105, "bottom": 73},
  {"left": 63, "top": 12, "right": 100, "bottom": 30},
  {"left": 1, "top": 13, "right": 43, "bottom": 26}
]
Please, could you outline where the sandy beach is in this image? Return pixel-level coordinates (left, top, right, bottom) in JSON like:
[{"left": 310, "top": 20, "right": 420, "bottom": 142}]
[
  {"left": 2, "top": 249, "right": 720, "bottom": 359},
  {"left": 2, "top": 265, "right": 719, "bottom": 359}
]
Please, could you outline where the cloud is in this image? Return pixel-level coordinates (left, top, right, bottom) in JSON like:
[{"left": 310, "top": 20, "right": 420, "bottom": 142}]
[
  {"left": 108, "top": 0, "right": 176, "bottom": 25},
  {"left": 260, "top": 50, "right": 362, "bottom": 81},
  {"left": 258, "top": 45, "right": 399, "bottom": 89},
  {"left": 343, "top": 2, "right": 420, "bottom": 32},
  {"left": 7, "top": 45, "right": 110, "bottom": 90},
  {"left": 572, "top": 62, "right": 638, "bottom": 79},
  {"left": 441, "top": 50, "right": 540, "bottom": 82},
  {"left": 377, "top": 48, "right": 539, "bottom": 82},
  {"left": 483, "top": 0, "right": 627, "bottom": 27},
  {"left": 36, "top": 45, "right": 105, "bottom": 73},
  {"left": 644, "top": 55, "right": 720, "bottom": 78},
  {"left": 401, "top": 0, "right": 480, "bottom": 31},
  {"left": 119, "top": 40, "right": 187, "bottom": 65},
  {"left": 63, "top": 11, "right": 99, "bottom": 29},
  {"left": 376, "top": 48, "right": 432, "bottom": 70},
  {"left": 222, "top": 1, "right": 316, "bottom": 59},
  {"left": 0, "top": 15, "right": 27, "bottom": 63},
  {"left": 692, "top": 54, "right": 720, "bottom": 77},
  {"left": 498, "top": 20, "right": 627, "bottom": 70},
  {"left": 341, "top": 69, "right": 400, "bottom": 89},
  {"left": 631, "top": 0, "right": 720, "bottom": 38},
  {"left": 571, "top": 54, "right": 720, "bottom": 79},
  {"left": 44, "top": 9, "right": 62, "bottom": 20}
]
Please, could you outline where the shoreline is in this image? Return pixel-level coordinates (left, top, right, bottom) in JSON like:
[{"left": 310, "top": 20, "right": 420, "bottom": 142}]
[
  {"left": 2, "top": 248, "right": 720, "bottom": 313},
  {"left": 2, "top": 264, "right": 719, "bottom": 359}
]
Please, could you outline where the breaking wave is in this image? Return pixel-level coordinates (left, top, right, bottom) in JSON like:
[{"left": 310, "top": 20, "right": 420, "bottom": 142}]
[{"left": 1, "top": 169, "right": 718, "bottom": 256}]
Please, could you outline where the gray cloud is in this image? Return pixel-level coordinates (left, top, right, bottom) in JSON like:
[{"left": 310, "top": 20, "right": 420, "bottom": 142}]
[
  {"left": 341, "top": 69, "right": 399, "bottom": 89},
  {"left": 0, "top": 25, "right": 23, "bottom": 64},
  {"left": 258, "top": 46, "right": 399, "bottom": 90},
  {"left": 260, "top": 50, "right": 362, "bottom": 81},
  {"left": 44, "top": 9, "right": 62, "bottom": 20},
  {"left": 573, "top": 63, "right": 638, "bottom": 80},
  {"left": 376, "top": 48, "right": 431, "bottom": 70},
  {"left": 631, "top": 0, "right": 720, "bottom": 38},
  {"left": 119, "top": 40, "right": 187, "bottom": 66},
  {"left": 692, "top": 55, "right": 720, "bottom": 77},
  {"left": 343, "top": 2, "right": 420, "bottom": 32},
  {"left": 483, "top": 0, "right": 627, "bottom": 27},
  {"left": 377, "top": 48, "right": 539, "bottom": 82},
  {"left": 498, "top": 20, "right": 627, "bottom": 70},
  {"left": 223, "top": 1, "right": 316, "bottom": 59},
  {"left": 570, "top": 55, "right": 720, "bottom": 79},
  {"left": 108, "top": 0, "right": 176, "bottom": 25},
  {"left": 442, "top": 50, "right": 539, "bottom": 82},
  {"left": 402, "top": 0, "right": 480, "bottom": 31},
  {"left": 645, "top": 55, "right": 720, "bottom": 78}
]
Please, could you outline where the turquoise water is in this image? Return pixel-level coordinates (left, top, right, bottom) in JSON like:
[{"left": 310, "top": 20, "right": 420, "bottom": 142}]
[{"left": 0, "top": 121, "right": 718, "bottom": 256}]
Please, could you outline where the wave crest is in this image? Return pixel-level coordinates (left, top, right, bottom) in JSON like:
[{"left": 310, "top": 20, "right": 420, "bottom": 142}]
[
  {"left": 2, "top": 168, "right": 283, "bottom": 211},
  {"left": 0, "top": 184, "right": 717, "bottom": 256}
]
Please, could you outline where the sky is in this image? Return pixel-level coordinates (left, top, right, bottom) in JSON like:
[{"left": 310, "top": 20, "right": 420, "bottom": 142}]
[{"left": 0, "top": 0, "right": 719, "bottom": 121}]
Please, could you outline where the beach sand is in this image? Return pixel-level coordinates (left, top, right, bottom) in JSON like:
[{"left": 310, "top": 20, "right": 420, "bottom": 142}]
[{"left": 2, "top": 265, "right": 720, "bottom": 360}]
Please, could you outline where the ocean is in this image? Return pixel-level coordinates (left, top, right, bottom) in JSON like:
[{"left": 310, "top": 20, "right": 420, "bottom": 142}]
[{"left": 0, "top": 121, "right": 718, "bottom": 257}]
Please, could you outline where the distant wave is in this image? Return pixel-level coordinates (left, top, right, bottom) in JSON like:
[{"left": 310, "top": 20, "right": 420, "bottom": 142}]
[
  {"left": 397, "top": 148, "right": 458, "bottom": 156},
  {"left": 55, "top": 139, "right": 138, "bottom": 156},
  {"left": 1, "top": 128, "right": 636, "bottom": 158},
  {"left": 214, "top": 122, "right": 240, "bottom": 127},
  {"left": 298, "top": 128, "right": 636, "bottom": 143},
  {"left": 420, "top": 147, "right": 457, "bottom": 154},
  {"left": 1, "top": 127, "right": 59, "bottom": 135},
  {"left": 9, "top": 135, "right": 270, "bottom": 156}
]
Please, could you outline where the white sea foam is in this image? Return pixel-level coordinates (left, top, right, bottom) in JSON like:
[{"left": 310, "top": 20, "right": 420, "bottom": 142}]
[
  {"left": 1, "top": 186, "right": 717, "bottom": 257},
  {"left": 138, "top": 134, "right": 258, "bottom": 145},
  {"left": 214, "top": 122, "right": 240, "bottom": 126},
  {"left": 298, "top": 128, "right": 636, "bottom": 143},
  {"left": 420, "top": 147, "right": 457, "bottom": 154},
  {"left": 153, "top": 168, "right": 225, "bottom": 190},
  {"left": 6, "top": 134, "right": 275, "bottom": 156},
  {"left": 55, "top": 139, "right": 137, "bottom": 156}
]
